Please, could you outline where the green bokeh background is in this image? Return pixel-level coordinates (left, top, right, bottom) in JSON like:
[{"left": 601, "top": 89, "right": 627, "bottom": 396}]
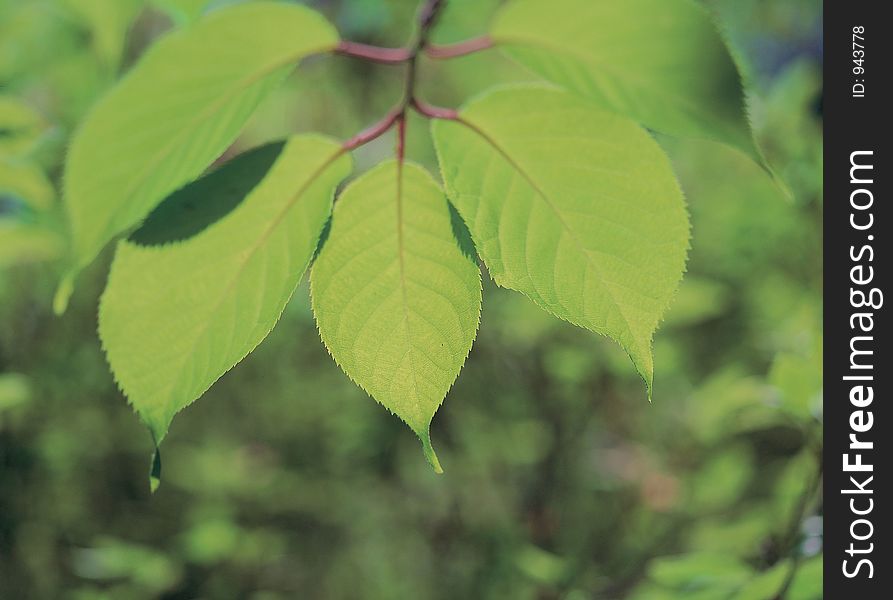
[{"left": 1, "top": 1, "right": 823, "bottom": 598}]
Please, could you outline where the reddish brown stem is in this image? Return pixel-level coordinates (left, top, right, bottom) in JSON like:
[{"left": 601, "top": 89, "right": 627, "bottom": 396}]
[
  {"left": 342, "top": 107, "right": 403, "bottom": 151},
  {"left": 341, "top": 0, "right": 456, "bottom": 154},
  {"left": 336, "top": 41, "right": 412, "bottom": 65},
  {"left": 425, "top": 35, "right": 494, "bottom": 59},
  {"left": 411, "top": 98, "right": 458, "bottom": 120}
]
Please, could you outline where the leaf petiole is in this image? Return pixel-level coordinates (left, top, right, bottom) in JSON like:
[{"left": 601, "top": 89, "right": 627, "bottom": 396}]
[
  {"left": 339, "top": 1, "right": 460, "bottom": 153},
  {"left": 341, "top": 106, "right": 403, "bottom": 151},
  {"left": 335, "top": 41, "right": 412, "bottom": 65},
  {"left": 425, "top": 35, "right": 494, "bottom": 59}
]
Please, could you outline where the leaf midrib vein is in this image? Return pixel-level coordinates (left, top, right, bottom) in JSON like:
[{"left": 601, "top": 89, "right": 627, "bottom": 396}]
[
  {"left": 394, "top": 163, "right": 426, "bottom": 423},
  {"left": 492, "top": 34, "right": 737, "bottom": 133},
  {"left": 455, "top": 117, "right": 641, "bottom": 349},
  {"left": 158, "top": 147, "right": 344, "bottom": 408},
  {"left": 93, "top": 43, "right": 333, "bottom": 256}
]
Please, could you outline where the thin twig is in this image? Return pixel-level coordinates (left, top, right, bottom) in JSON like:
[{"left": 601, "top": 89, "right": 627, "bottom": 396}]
[
  {"left": 425, "top": 35, "right": 494, "bottom": 59},
  {"left": 411, "top": 98, "right": 458, "bottom": 120},
  {"left": 340, "top": 0, "right": 456, "bottom": 154},
  {"left": 335, "top": 41, "right": 412, "bottom": 65},
  {"left": 342, "top": 106, "right": 404, "bottom": 151},
  {"left": 417, "top": 0, "right": 447, "bottom": 45}
]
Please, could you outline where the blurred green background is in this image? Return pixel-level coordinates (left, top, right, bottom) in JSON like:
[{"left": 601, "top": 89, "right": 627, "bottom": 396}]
[{"left": 1, "top": 0, "right": 822, "bottom": 598}]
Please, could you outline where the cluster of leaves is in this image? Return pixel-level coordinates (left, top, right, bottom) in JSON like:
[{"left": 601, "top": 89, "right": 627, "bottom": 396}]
[
  {"left": 0, "top": 0, "right": 823, "bottom": 596},
  {"left": 50, "top": 0, "right": 770, "bottom": 476}
]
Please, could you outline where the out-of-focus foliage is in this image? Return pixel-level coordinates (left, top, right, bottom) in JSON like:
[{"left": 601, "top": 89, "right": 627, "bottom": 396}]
[{"left": 1, "top": 0, "right": 822, "bottom": 598}]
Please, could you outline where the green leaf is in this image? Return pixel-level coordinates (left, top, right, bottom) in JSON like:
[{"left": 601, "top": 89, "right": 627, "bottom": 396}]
[
  {"left": 311, "top": 161, "right": 482, "bottom": 472},
  {"left": 99, "top": 135, "right": 351, "bottom": 445},
  {"left": 129, "top": 140, "right": 285, "bottom": 246},
  {"left": 490, "top": 0, "right": 760, "bottom": 162},
  {"left": 63, "top": 1, "right": 338, "bottom": 278},
  {"left": 433, "top": 85, "right": 688, "bottom": 392}
]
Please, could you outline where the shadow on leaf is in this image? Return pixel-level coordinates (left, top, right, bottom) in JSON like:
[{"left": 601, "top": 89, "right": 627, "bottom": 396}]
[{"left": 129, "top": 141, "right": 286, "bottom": 246}]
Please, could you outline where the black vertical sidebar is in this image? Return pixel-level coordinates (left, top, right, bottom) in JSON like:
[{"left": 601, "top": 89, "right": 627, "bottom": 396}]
[{"left": 824, "top": 2, "right": 888, "bottom": 597}]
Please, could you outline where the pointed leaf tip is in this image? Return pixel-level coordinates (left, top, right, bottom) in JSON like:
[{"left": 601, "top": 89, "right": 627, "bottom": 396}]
[
  {"left": 311, "top": 161, "right": 480, "bottom": 470},
  {"left": 53, "top": 273, "right": 74, "bottom": 315},
  {"left": 149, "top": 446, "right": 162, "bottom": 494},
  {"left": 100, "top": 136, "right": 351, "bottom": 449},
  {"left": 421, "top": 434, "right": 444, "bottom": 474}
]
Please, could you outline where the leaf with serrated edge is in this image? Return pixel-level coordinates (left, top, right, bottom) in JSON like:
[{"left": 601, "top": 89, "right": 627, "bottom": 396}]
[
  {"left": 99, "top": 135, "right": 351, "bottom": 444},
  {"left": 490, "top": 0, "right": 760, "bottom": 163},
  {"left": 64, "top": 2, "right": 338, "bottom": 278},
  {"left": 432, "top": 85, "right": 689, "bottom": 394},
  {"left": 311, "top": 161, "right": 482, "bottom": 472}
]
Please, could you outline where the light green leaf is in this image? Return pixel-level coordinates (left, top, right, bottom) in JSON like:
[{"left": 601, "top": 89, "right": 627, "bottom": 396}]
[
  {"left": 433, "top": 85, "right": 689, "bottom": 392},
  {"left": 64, "top": 2, "right": 338, "bottom": 278},
  {"left": 99, "top": 135, "right": 351, "bottom": 445},
  {"left": 490, "top": 0, "right": 760, "bottom": 162},
  {"left": 311, "top": 161, "right": 482, "bottom": 472}
]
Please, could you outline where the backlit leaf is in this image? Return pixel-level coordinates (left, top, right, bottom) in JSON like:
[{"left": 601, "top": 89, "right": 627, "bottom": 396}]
[
  {"left": 99, "top": 135, "right": 351, "bottom": 445},
  {"left": 433, "top": 85, "right": 688, "bottom": 392},
  {"left": 311, "top": 161, "right": 482, "bottom": 472},
  {"left": 63, "top": 2, "right": 338, "bottom": 281},
  {"left": 490, "top": 0, "right": 760, "bottom": 162}
]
